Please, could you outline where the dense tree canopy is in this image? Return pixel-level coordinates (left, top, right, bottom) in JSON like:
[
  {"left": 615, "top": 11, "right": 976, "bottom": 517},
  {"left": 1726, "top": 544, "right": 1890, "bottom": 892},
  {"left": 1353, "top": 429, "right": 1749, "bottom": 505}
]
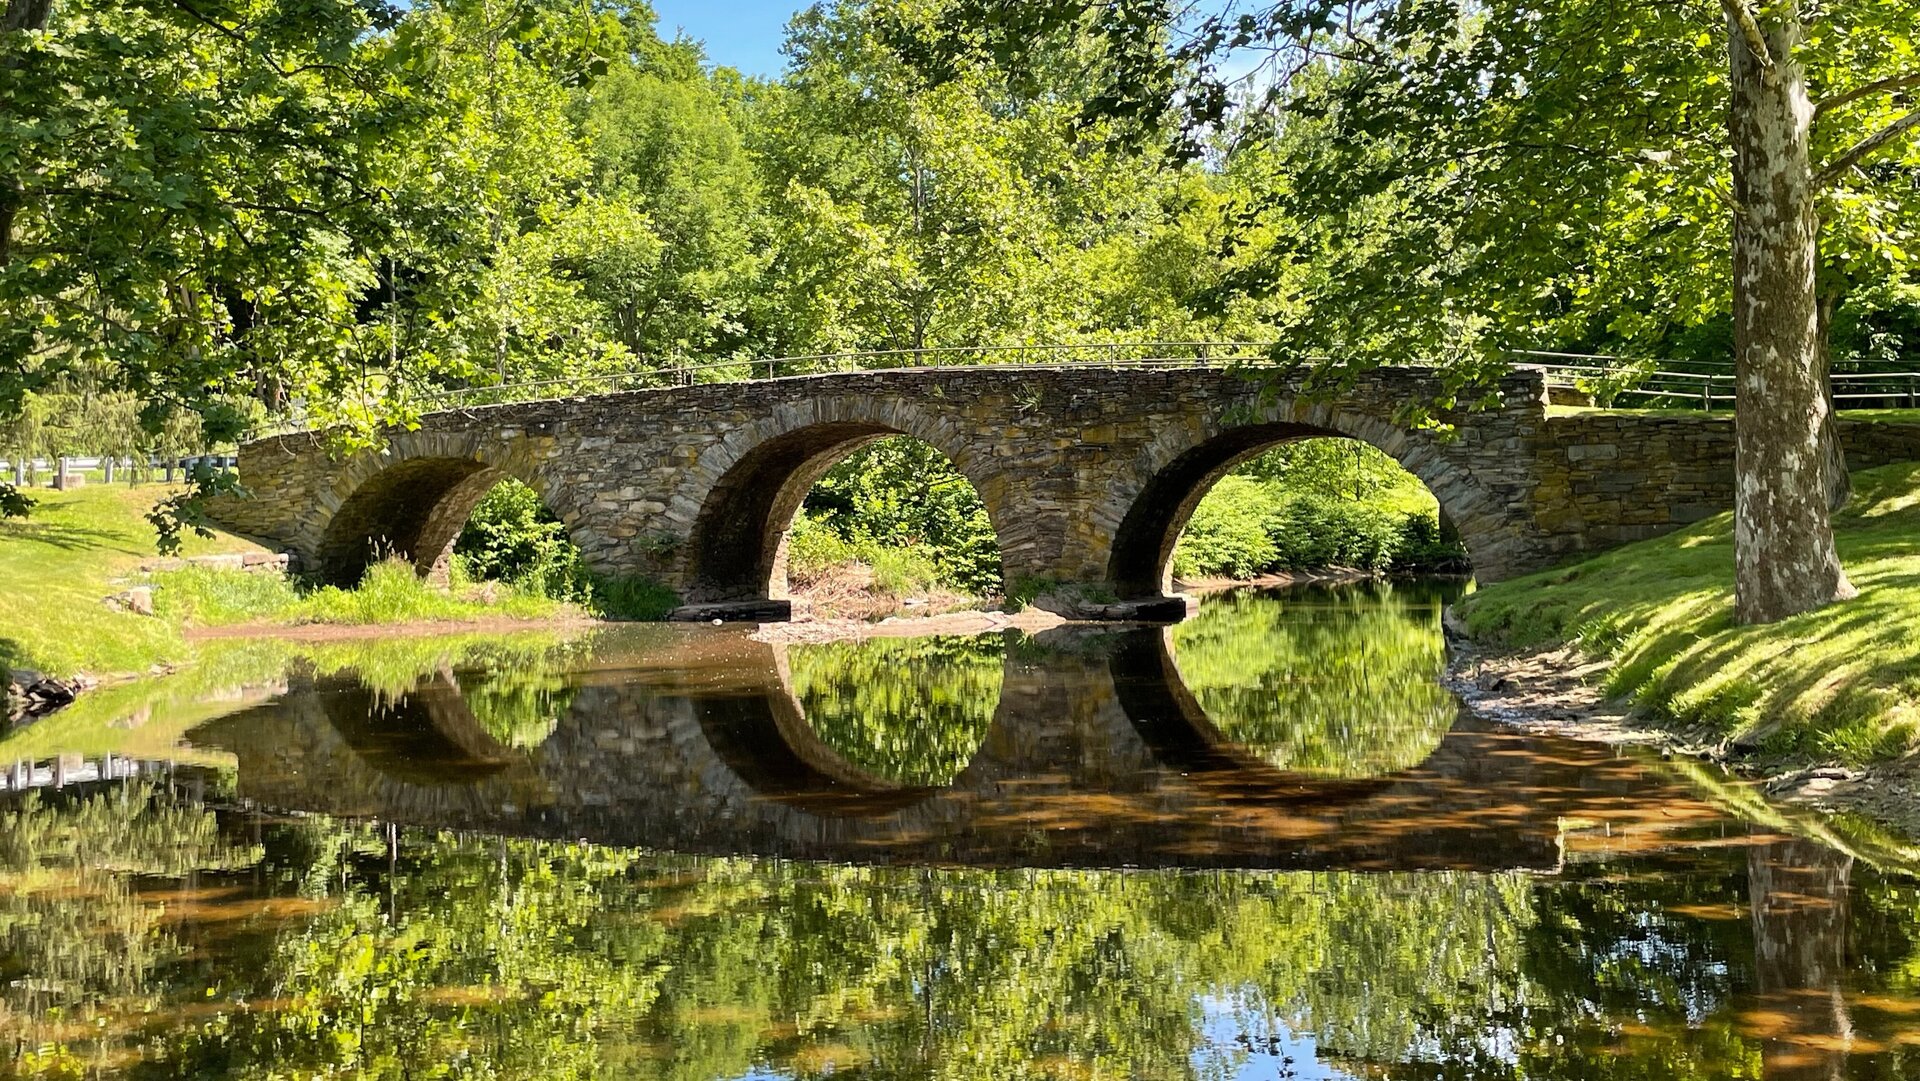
[{"left": 5, "top": 0, "right": 1918, "bottom": 617}]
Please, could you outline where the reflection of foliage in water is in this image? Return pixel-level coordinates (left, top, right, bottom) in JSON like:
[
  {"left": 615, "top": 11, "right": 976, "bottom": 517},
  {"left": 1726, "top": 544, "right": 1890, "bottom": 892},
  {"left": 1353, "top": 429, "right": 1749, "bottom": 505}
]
[
  {"left": 6, "top": 787, "right": 1552, "bottom": 1080},
  {"left": 786, "top": 634, "right": 1004, "bottom": 786},
  {"left": 0, "top": 782, "right": 258, "bottom": 1067},
  {"left": 17, "top": 786, "right": 1912, "bottom": 1081},
  {"left": 1170, "top": 582, "right": 1461, "bottom": 777},
  {"left": 445, "top": 644, "right": 590, "bottom": 750},
  {"left": 0, "top": 631, "right": 606, "bottom": 764}
]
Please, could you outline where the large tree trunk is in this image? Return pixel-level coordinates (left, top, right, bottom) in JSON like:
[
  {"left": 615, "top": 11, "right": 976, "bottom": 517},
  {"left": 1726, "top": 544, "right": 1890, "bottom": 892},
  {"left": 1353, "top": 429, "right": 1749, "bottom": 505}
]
[
  {"left": 1726, "top": 4, "right": 1855, "bottom": 624},
  {"left": 1815, "top": 291, "right": 1850, "bottom": 513}
]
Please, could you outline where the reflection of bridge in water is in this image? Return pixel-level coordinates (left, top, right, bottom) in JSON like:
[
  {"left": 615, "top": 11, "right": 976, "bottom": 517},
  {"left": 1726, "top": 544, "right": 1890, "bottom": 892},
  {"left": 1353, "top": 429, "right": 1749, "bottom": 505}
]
[{"left": 193, "top": 628, "right": 1731, "bottom": 873}]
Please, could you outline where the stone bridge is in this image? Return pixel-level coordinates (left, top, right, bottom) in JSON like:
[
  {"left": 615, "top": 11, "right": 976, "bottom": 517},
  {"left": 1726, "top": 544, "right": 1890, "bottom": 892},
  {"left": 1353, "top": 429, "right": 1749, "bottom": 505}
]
[{"left": 207, "top": 365, "right": 1920, "bottom": 620}]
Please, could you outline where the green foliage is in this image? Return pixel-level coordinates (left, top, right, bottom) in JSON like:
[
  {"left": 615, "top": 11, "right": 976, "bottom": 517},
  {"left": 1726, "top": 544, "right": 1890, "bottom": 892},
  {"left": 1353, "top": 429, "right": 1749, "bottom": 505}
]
[
  {"left": 0, "top": 483, "right": 31, "bottom": 518},
  {"left": 1172, "top": 441, "right": 1466, "bottom": 580},
  {"left": 454, "top": 479, "right": 592, "bottom": 603},
  {"left": 585, "top": 573, "right": 680, "bottom": 621},
  {"left": 1459, "top": 462, "right": 1920, "bottom": 764},
  {"left": 1173, "top": 476, "right": 1279, "bottom": 580},
  {"left": 795, "top": 436, "right": 1003, "bottom": 597},
  {"left": 1171, "top": 582, "right": 1461, "bottom": 776},
  {"left": 787, "top": 634, "right": 1005, "bottom": 785}
]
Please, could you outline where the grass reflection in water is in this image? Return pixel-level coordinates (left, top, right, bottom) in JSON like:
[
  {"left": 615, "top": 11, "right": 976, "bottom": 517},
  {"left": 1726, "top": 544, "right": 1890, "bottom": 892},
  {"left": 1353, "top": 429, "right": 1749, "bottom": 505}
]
[{"left": 1170, "top": 581, "right": 1465, "bottom": 777}]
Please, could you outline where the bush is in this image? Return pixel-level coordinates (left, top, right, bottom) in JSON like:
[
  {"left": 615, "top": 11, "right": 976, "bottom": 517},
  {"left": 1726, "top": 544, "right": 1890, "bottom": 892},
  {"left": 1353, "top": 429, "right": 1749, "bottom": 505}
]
[
  {"left": 802, "top": 436, "right": 1003, "bottom": 595},
  {"left": 1172, "top": 478, "right": 1467, "bottom": 580},
  {"left": 454, "top": 479, "right": 591, "bottom": 602},
  {"left": 1172, "top": 476, "right": 1279, "bottom": 580},
  {"left": 587, "top": 574, "right": 679, "bottom": 621}
]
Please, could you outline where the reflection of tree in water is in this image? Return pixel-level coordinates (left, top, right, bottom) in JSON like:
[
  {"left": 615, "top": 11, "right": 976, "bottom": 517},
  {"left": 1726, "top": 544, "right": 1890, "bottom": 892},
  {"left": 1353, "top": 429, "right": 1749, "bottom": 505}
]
[
  {"left": 0, "top": 782, "right": 259, "bottom": 1066},
  {"left": 455, "top": 667, "right": 577, "bottom": 749},
  {"left": 786, "top": 634, "right": 1004, "bottom": 786},
  {"left": 1170, "top": 583, "right": 1460, "bottom": 777},
  {"left": 16, "top": 786, "right": 1920, "bottom": 1081}
]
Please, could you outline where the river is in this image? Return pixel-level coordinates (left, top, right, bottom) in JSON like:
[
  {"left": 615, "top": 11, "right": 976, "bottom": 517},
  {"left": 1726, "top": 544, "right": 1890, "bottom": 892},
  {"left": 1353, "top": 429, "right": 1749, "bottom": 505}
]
[{"left": 3, "top": 581, "right": 1917, "bottom": 1078}]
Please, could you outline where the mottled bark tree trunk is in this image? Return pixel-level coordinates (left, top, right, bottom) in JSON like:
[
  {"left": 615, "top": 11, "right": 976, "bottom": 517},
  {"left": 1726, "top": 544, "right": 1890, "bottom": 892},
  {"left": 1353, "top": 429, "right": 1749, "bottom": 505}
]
[
  {"left": 1726, "top": 4, "right": 1856, "bottom": 623},
  {"left": 1815, "top": 292, "right": 1850, "bottom": 513},
  {"left": 1748, "top": 834, "right": 1853, "bottom": 1080}
]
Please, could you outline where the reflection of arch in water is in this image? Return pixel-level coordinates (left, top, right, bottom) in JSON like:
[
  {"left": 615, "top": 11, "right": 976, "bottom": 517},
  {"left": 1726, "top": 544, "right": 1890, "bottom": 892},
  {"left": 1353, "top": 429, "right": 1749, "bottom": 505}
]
[
  {"left": 320, "top": 670, "right": 527, "bottom": 786},
  {"left": 687, "top": 644, "right": 946, "bottom": 818},
  {"left": 1160, "top": 588, "right": 1457, "bottom": 778},
  {"left": 1105, "top": 627, "right": 1461, "bottom": 804},
  {"left": 193, "top": 669, "right": 554, "bottom": 826}
]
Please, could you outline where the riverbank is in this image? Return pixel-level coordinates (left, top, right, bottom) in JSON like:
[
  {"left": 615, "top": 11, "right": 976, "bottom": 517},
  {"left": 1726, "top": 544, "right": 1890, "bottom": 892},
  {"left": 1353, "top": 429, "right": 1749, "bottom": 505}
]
[
  {"left": 0, "top": 486, "right": 593, "bottom": 719},
  {"left": 1445, "top": 643, "right": 1920, "bottom": 856},
  {"left": 1450, "top": 459, "right": 1920, "bottom": 844}
]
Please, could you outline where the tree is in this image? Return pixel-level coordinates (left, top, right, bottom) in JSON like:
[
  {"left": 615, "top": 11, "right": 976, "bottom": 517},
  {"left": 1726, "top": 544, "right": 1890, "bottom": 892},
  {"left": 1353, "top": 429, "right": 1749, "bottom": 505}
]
[
  {"left": 0, "top": 0, "right": 437, "bottom": 531},
  {"left": 939, "top": 0, "right": 1920, "bottom": 624}
]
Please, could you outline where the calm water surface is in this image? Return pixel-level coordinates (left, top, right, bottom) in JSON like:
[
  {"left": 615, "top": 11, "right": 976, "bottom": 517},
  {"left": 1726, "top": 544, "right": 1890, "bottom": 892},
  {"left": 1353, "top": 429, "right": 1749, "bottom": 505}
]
[{"left": 5, "top": 581, "right": 1919, "bottom": 1079}]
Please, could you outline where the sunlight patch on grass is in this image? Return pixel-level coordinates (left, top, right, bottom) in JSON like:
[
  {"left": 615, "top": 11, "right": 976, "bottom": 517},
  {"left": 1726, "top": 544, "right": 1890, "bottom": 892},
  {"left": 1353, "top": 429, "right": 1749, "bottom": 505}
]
[{"left": 1459, "top": 461, "right": 1920, "bottom": 765}]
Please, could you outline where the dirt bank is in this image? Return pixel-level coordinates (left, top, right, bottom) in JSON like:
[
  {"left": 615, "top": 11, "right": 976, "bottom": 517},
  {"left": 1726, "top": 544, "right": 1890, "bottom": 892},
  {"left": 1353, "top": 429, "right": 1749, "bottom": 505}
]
[
  {"left": 1445, "top": 641, "right": 1920, "bottom": 844},
  {"left": 751, "top": 607, "right": 1069, "bottom": 645}
]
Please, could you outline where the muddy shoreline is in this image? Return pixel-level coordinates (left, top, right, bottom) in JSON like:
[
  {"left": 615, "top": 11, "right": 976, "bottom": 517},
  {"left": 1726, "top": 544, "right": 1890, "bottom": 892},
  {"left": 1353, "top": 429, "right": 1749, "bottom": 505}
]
[{"left": 1444, "top": 639, "right": 1920, "bottom": 845}]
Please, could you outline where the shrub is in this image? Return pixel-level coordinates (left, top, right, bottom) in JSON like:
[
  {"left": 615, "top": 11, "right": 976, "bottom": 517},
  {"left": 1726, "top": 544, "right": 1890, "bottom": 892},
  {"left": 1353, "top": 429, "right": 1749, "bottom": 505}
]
[
  {"left": 587, "top": 574, "right": 679, "bottom": 621},
  {"left": 1173, "top": 477, "right": 1468, "bottom": 580},
  {"left": 454, "top": 480, "right": 591, "bottom": 602},
  {"left": 1173, "top": 476, "right": 1280, "bottom": 579}
]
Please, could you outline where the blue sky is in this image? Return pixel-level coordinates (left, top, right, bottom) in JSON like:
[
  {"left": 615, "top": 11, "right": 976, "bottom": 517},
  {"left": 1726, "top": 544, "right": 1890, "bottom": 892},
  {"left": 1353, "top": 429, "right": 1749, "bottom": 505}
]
[{"left": 650, "top": 1, "right": 807, "bottom": 77}]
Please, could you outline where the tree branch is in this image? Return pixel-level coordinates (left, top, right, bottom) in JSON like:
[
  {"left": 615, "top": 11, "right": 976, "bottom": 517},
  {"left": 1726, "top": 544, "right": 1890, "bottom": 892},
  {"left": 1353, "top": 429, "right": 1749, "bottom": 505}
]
[
  {"left": 1816, "top": 70, "right": 1920, "bottom": 119},
  {"left": 1721, "top": 0, "right": 1777, "bottom": 86},
  {"left": 1816, "top": 108, "right": 1920, "bottom": 187}
]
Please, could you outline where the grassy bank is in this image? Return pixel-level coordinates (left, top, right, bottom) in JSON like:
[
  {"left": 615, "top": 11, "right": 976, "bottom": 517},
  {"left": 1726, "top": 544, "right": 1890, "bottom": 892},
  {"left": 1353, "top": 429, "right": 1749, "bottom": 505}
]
[
  {"left": 0, "top": 485, "right": 619, "bottom": 684},
  {"left": 0, "top": 485, "right": 264, "bottom": 680},
  {"left": 1457, "top": 461, "right": 1920, "bottom": 764}
]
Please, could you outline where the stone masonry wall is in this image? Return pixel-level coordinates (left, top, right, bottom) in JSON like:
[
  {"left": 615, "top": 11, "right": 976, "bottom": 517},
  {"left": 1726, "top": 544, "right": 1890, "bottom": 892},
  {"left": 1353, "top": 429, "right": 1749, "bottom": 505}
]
[{"left": 206, "top": 366, "right": 1920, "bottom": 616}]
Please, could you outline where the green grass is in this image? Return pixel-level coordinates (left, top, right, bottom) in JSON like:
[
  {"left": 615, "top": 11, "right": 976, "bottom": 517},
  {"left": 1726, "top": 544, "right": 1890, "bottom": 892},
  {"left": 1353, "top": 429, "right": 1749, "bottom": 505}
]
[
  {"left": 152, "top": 558, "right": 568, "bottom": 627},
  {"left": 1458, "top": 461, "right": 1920, "bottom": 765},
  {"left": 0, "top": 485, "right": 616, "bottom": 684},
  {"left": 0, "top": 485, "right": 265, "bottom": 680}
]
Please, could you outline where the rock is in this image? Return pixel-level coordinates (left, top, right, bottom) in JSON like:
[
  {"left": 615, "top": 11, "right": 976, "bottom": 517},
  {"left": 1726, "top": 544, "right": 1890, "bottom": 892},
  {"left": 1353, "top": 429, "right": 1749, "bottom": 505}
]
[
  {"left": 5, "top": 670, "right": 89, "bottom": 724},
  {"left": 104, "top": 585, "right": 156, "bottom": 615}
]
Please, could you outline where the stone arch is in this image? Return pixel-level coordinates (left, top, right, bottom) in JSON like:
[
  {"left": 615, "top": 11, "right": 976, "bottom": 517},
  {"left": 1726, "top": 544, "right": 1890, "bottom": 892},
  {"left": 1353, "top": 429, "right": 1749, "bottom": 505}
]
[
  {"left": 678, "top": 400, "right": 1014, "bottom": 606},
  {"left": 1105, "top": 408, "right": 1498, "bottom": 599},
  {"left": 320, "top": 670, "right": 526, "bottom": 787},
  {"left": 310, "top": 432, "right": 575, "bottom": 588}
]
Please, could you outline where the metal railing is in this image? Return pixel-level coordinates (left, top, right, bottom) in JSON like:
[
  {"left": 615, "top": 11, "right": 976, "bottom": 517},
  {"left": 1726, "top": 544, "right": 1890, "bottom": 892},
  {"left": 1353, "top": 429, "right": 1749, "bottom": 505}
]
[
  {"left": 229, "top": 341, "right": 1920, "bottom": 438},
  {"left": 412, "top": 341, "right": 1286, "bottom": 411},
  {"left": 1514, "top": 350, "right": 1920, "bottom": 410}
]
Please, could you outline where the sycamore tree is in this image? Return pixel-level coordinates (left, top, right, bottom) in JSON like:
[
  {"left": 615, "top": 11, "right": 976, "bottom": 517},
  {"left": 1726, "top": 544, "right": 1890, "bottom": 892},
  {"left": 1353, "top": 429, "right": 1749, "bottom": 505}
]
[{"left": 949, "top": 0, "right": 1920, "bottom": 624}]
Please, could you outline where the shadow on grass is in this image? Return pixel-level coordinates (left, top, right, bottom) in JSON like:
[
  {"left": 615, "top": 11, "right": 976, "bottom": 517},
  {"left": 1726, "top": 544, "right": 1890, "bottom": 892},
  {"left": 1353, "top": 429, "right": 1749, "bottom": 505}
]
[{"left": 2, "top": 521, "right": 140, "bottom": 554}]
